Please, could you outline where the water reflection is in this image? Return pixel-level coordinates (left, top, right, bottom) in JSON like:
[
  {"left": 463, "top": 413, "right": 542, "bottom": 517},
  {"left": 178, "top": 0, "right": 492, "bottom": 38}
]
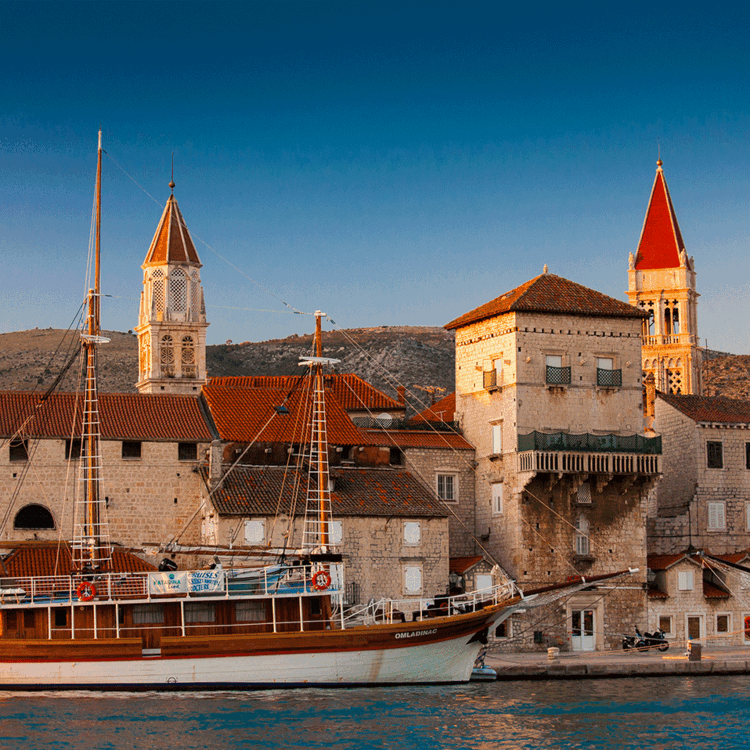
[{"left": 1, "top": 678, "right": 749, "bottom": 749}]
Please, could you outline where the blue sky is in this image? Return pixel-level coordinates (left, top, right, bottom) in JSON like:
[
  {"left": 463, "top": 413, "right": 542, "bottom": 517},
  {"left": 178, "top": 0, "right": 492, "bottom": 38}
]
[{"left": 2, "top": 0, "right": 749, "bottom": 351}]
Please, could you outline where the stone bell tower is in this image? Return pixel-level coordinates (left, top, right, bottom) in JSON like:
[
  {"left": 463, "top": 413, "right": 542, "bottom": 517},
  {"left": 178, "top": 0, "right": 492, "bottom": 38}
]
[
  {"left": 627, "top": 159, "right": 701, "bottom": 395},
  {"left": 135, "top": 181, "right": 208, "bottom": 394}
]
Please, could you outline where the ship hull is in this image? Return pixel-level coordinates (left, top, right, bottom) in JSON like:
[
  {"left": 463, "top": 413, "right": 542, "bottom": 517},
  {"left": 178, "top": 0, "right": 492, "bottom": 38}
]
[{"left": 0, "top": 603, "right": 508, "bottom": 690}]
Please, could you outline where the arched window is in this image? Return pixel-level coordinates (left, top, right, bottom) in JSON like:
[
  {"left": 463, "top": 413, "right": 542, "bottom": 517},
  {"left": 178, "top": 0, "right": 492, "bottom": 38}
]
[
  {"left": 161, "top": 334, "right": 175, "bottom": 376},
  {"left": 14, "top": 504, "right": 55, "bottom": 530},
  {"left": 151, "top": 269, "right": 165, "bottom": 314},
  {"left": 181, "top": 335, "right": 196, "bottom": 378},
  {"left": 170, "top": 268, "right": 188, "bottom": 313}
]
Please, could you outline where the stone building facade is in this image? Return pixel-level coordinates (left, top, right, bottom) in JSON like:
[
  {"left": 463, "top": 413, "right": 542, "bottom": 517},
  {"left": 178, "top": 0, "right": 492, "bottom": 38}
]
[
  {"left": 626, "top": 160, "right": 701, "bottom": 396},
  {"left": 650, "top": 393, "right": 750, "bottom": 555},
  {"left": 0, "top": 391, "right": 213, "bottom": 550},
  {"left": 446, "top": 271, "right": 662, "bottom": 651}
]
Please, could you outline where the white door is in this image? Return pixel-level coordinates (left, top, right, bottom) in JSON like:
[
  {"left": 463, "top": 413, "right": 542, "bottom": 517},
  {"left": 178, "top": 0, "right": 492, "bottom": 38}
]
[{"left": 571, "top": 609, "right": 595, "bottom": 651}]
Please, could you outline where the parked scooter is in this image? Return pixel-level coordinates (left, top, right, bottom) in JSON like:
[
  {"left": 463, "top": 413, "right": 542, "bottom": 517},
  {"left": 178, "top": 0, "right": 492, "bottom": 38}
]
[{"left": 622, "top": 626, "right": 669, "bottom": 652}]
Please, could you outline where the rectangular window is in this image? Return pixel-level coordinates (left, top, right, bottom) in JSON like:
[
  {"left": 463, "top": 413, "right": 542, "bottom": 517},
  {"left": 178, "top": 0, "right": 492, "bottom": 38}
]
[
  {"left": 9, "top": 439, "right": 28, "bottom": 462},
  {"left": 184, "top": 603, "right": 215, "bottom": 623},
  {"left": 716, "top": 613, "right": 731, "bottom": 634},
  {"left": 491, "top": 423, "right": 502, "bottom": 454},
  {"left": 244, "top": 519, "right": 265, "bottom": 544},
  {"left": 678, "top": 571, "right": 694, "bottom": 591},
  {"left": 122, "top": 441, "right": 142, "bottom": 460},
  {"left": 492, "top": 483, "right": 503, "bottom": 515},
  {"left": 658, "top": 615, "right": 673, "bottom": 637},
  {"left": 132, "top": 604, "right": 165, "bottom": 624},
  {"left": 707, "top": 501, "right": 726, "bottom": 531},
  {"left": 236, "top": 601, "right": 266, "bottom": 622},
  {"left": 436, "top": 474, "right": 457, "bottom": 504},
  {"left": 545, "top": 354, "right": 571, "bottom": 385},
  {"left": 178, "top": 442, "right": 198, "bottom": 461},
  {"left": 65, "top": 438, "right": 82, "bottom": 460},
  {"left": 746, "top": 502, "right": 750, "bottom": 531},
  {"left": 707, "top": 441, "right": 723, "bottom": 469},
  {"left": 328, "top": 519, "right": 343, "bottom": 545},
  {"left": 746, "top": 442, "right": 750, "bottom": 470},
  {"left": 403, "top": 565, "right": 423, "bottom": 595},
  {"left": 575, "top": 532, "right": 590, "bottom": 556},
  {"left": 744, "top": 614, "right": 750, "bottom": 643},
  {"left": 577, "top": 482, "right": 592, "bottom": 504},
  {"left": 596, "top": 357, "right": 622, "bottom": 387},
  {"left": 403, "top": 521, "right": 421, "bottom": 545}
]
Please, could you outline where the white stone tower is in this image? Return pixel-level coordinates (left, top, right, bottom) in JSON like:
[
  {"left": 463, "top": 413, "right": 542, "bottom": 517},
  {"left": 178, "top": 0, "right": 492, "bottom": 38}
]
[
  {"left": 135, "top": 181, "right": 208, "bottom": 394},
  {"left": 627, "top": 160, "right": 701, "bottom": 395}
]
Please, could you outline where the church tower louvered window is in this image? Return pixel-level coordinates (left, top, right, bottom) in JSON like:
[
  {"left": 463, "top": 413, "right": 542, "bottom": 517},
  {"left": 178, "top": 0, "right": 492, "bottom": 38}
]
[{"left": 135, "top": 182, "right": 209, "bottom": 395}]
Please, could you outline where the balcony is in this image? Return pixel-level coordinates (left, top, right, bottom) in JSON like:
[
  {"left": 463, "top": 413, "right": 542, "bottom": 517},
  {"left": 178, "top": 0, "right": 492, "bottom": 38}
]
[
  {"left": 517, "top": 430, "right": 661, "bottom": 475},
  {"left": 596, "top": 368, "right": 622, "bottom": 387},
  {"left": 546, "top": 365, "right": 571, "bottom": 386}
]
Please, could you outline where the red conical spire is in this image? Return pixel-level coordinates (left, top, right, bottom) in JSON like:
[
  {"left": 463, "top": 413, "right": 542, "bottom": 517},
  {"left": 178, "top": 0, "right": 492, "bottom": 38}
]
[
  {"left": 143, "top": 192, "right": 202, "bottom": 267},
  {"left": 634, "top": 160, "right": 688, "bottom": 271}
]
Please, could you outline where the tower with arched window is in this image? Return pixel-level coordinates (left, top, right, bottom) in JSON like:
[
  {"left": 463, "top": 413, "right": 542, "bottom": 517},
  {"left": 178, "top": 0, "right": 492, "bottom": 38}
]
[
  {"left": 135, "top": 184, "right": 208, "bottom": 394},
  {"left": 626, "top": 160, "right": 701, "bottom": 395}
]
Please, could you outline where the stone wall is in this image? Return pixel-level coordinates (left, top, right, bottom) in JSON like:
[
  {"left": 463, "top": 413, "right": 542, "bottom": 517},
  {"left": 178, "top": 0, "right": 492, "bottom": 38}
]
[{"left": 0, "top": 437, "right": 207, "bottom": 548}]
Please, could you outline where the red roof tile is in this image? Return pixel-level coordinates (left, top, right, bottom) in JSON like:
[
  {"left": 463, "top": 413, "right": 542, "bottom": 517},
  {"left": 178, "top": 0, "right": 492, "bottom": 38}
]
[
  {"left": 365, "top": 428, "right": 473, "bottom": 451},
  {"left": 0, "top": 391, "right": 213, "bottom": 441},
  {"left": 202, "top": 382, "right": 368, "bottom": 446},
  {"left": 2, "top": 544, "right": 156, "bottom": 576},
  {"left": 647, "top": 553, "right": 689, "bottom": 571},
  {"left": 207, "top": 466, "right": 447, "bottom": 518},
  {"left": 445, "top": 273, "right": 646, "bottom": 330},
  {"left": 658, "top": 393, "right": 750, "bottom": 425},
  {"left": 450, "top": 555, "right": 484, "bottom": 574},
  {"left": 410, "top": 392, "right": 456, "bottom": 424},
  {"left": 703, "top": 581, "right": 730, "bottom": 599},
  {"left": 143, "top": 194, "right": 201, "bottom": 266},
  {"left": 208, "top": 374, "right": 402, "bottom": 413},
  {"left": 635, "top": 162, "right": 688, "bottom": 271}
]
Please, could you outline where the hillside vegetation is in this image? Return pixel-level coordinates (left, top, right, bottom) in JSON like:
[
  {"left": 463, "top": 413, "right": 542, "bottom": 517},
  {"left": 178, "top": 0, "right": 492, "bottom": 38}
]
[{"left": 0, "top": 328, "right": 746, "bottom": 411}]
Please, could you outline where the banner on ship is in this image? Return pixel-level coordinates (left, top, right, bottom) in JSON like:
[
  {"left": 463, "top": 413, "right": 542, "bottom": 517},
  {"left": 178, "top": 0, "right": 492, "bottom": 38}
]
[
  {"left": 148, "top": 571, "right": 188, "bottom": 595},
  {"left": 188, "top": 570, "right": 225, "bottom": 592}
]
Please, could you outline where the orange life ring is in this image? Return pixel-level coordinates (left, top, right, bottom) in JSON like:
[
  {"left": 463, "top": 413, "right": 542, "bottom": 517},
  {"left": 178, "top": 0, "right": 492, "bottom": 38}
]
[
  {"left": 311, "top": 571, "right": 331, "bottom": 591},
  {"left": 76, "top": 581, "right": 96, "bottom": 602}
]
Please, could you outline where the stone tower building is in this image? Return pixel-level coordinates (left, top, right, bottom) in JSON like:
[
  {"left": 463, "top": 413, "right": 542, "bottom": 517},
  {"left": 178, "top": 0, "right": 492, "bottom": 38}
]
[
  {"left": 626, "top": 160, "right": 701, "bottom": 395},
  {"left": 135, "top": 185, "right": 208, "bottom": 395}
]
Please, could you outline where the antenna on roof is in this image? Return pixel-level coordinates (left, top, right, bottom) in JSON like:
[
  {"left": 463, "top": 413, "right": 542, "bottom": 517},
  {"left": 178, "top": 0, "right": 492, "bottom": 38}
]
[
  {"left": 657, "top": 140, "right": 662, "bottom": 169},
  {"left": 169, "top": 152, "right": 175, "bottom": 192}
]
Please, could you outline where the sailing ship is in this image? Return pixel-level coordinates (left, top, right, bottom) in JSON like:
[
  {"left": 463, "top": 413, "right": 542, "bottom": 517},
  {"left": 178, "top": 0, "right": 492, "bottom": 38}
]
[{"left": 0, "top": 133, "right": 523, "bottom": 690}]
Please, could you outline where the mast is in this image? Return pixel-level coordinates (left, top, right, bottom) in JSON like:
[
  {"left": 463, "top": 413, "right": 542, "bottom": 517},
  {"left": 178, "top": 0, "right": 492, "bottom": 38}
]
[
  {"left": 301, "top": 311, "right": 339, "bottom": 553},
  {"left": 72, "top": 129, "right": 111, "bottom": 572}
]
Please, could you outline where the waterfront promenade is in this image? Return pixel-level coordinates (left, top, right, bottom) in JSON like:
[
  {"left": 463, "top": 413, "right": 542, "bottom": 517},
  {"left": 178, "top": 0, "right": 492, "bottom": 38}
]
[{"left": 486, "top": 643, "right": 750, "bottom": 679}]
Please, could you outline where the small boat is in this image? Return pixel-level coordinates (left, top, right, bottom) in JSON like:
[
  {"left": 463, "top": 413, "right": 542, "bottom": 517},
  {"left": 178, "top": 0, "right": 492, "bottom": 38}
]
[{"left": 0, "top": 133, "right": 522, "bottom": 690}]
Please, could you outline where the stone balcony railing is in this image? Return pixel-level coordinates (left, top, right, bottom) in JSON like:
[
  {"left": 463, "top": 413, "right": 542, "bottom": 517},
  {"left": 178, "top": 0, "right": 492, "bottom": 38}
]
[
  {"left": 518, "top": 449, "right": 661, "bottom": 475},
  {"left": 516, "top": 430, "right": 662, "bottom": 475},
  {"left": 643, "top": 333, "right": 696, "bottom": 347}
]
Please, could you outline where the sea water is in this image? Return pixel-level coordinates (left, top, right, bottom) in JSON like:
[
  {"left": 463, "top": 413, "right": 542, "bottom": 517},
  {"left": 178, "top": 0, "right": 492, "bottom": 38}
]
[{"left": 1, "top": 676, "right": 748, "bottom": 750}]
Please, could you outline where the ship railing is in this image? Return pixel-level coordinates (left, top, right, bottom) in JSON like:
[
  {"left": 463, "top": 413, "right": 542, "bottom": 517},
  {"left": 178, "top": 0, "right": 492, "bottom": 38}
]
[
  {"left": 0, "top": 563, "right": 341, "bottom": 608},
  {"left": 342, "top": 581, "right": 517, "bottom": 627}
]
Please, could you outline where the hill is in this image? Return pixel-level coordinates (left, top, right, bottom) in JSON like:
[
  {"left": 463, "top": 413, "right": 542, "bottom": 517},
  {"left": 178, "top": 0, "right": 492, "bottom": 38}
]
[{"left": 1, "top": 328, "right": 747, "bottom": 411}]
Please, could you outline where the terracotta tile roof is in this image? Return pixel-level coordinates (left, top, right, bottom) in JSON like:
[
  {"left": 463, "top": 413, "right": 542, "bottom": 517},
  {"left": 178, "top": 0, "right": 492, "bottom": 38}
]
[
  {"left": 1, "top": 544, "right": 156, "bottom": 577},
  {"left": 647, "top": 584, "right": 668, "bottom": 599},
  {"left": 647, "top": 553, "right": 690, "bottom": 571},
  {"left": 365, "top": 428, "right": 473, "bottom": 451},
  {"left": 658, "top": 393, "right": 750, "bottom": 424},
  {"left": 0, "top": 391, "right": 213, "bottom": 442},
  {"left": 203, "top": 380, "right": 369, "bottom": 446},
  {"left": 703, "top": 581, "right": 731, "bottom": 599},
  {"left": 444, "top": 273, "right": 646, "bottom": 330},
  {"left": 208, "top": 374, "right": 402, "bottom": 413},
  {"left": 143, "top": 194, "right": 201, "bottom": 266},
  {"left": 634, "top": 162, "right": 688, "bottom": 271},
  {"left": 410, "top": 392, "right": 456, "bottom": 424},
  {"left": 206, "top": 466, "right": 447, "bottom": 518},
  {"left": 450, "top": 555, "right": 484, "bottom": 574},
  {"left": 714, "top": 552, "right": 750, "bottom": 565}
]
